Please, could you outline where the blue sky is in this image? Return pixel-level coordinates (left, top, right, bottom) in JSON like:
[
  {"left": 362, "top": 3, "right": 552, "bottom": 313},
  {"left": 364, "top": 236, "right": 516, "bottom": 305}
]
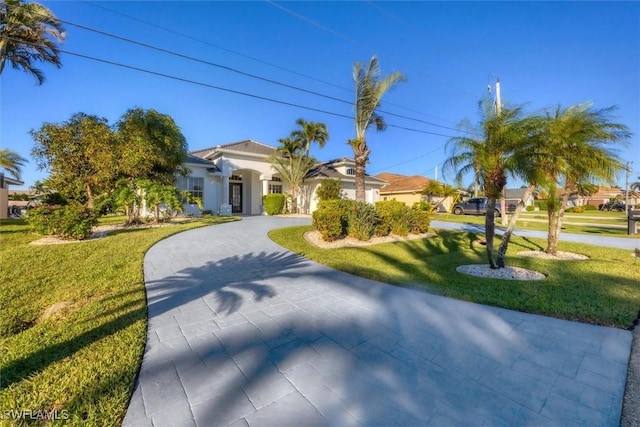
[{"left": 2, "top": 1, "right": 639, "bottom": 190}]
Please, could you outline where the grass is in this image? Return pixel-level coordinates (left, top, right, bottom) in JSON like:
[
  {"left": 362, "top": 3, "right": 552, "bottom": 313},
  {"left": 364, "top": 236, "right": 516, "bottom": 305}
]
[
  {"left": 0, "top": 216, "right": 239, "bottom": 426},
  {"left": 269, "top": 225, "right": 640, "bottom": 329},
  {"left": 434, "top": 211, "right": 633, "bottom": 237}
]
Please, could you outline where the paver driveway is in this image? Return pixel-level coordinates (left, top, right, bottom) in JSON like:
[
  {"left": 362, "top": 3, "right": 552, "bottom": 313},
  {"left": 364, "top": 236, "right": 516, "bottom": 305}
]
[{"left": 124, "top": 216, "right": 631, "bottom": 426}]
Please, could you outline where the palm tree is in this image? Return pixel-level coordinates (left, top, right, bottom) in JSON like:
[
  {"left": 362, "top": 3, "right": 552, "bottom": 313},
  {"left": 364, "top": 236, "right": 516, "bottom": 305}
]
[
  {"left": 630, "top": 176, "right": 640, "bottom": 192},
  {"left": 350, "top": 56, "right": 405, "bottom": 202},
  {"left": 536, "top": 104, "right": 630, "bottom": 255},
  {"left": 291, "top": 118, "right": 329, "bottom": 157},
  {"left": 268, "top": 142, "right": 315, "bottom": 214},
  {"left": 0, "top": 148, "right": 27, "bottom": 180},
  {"left": 444, "top": 98, "right": 529, "bottom": 268},
  {"left": 0, "top": 0, "right": 65, "bottom": 84}
]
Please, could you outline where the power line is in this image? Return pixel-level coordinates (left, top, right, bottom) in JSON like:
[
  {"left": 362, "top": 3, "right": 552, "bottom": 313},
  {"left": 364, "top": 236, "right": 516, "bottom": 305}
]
[
  {"left": 49, "top": 16, "right": 475, "bottom": 136},
  {"left": 78, "top": 0, "right": 466, "bottom": 129},
  {"left": 31, "top": 44, "right": 460, "bottom": 139},
  {"left": 80, "top": 0, "right": 350, "bottom": 94},
  {"left": 265, "top": 1, "right": 369, "bottom": 51}
]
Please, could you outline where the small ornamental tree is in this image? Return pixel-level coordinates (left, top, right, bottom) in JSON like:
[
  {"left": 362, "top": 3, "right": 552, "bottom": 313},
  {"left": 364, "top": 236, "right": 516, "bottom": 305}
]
[{"left": 316, "top": 178, "right": 342, "bottom": 201}]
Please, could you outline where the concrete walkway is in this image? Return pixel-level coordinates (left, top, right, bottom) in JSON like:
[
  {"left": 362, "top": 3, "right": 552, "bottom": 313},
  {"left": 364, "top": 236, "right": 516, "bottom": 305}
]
[{"left": 124, "top": 216, "right": 632, "bottom": 426}]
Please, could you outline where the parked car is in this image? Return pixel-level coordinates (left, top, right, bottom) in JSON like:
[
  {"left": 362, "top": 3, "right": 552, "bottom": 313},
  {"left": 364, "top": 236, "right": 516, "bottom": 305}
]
[
  {"left": 452, "top": 197, "right": 516, "bottom": 217},
  {"left": 598, "top": 201, "right": 625, "bottom": 212}
]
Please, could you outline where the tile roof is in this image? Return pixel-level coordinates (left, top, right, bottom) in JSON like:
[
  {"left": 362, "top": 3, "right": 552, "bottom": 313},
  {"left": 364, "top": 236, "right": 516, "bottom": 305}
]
[
  {"left": 306, "top": 160, "right": 387, "bottom": 184},
  {"left": 190, "top": 140, "right": 276, "bottom": 159},
  {"left": 376, "top": 173, "right": 432, "bottom": 193}
]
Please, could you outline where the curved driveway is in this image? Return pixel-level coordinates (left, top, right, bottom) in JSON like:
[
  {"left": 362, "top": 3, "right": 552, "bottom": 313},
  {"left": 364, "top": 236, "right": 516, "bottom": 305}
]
[{"left": 124, "top": 216, "right": 631, "bottom": 426}]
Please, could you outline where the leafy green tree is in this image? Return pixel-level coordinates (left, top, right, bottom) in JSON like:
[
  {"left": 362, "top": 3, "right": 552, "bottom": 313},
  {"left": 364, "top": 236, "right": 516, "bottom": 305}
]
[
  {"left": 316, "top": 178, "right": 342, "bottom": 201},
  {"left": 350, "top": 56, "right": 405, "bottom": 202},
  {"left": 30, "top": 113, "right": 119, "bottom": 208},
  {"left": 444, "top": 98, "right": 530, "bottom": 268},
  {"left": 536, "top": 104, "right": 630, "bottom": 254},
  {"left": 138, "top": 180, "right": 184, "bottom": 223},
  {"left": 0, "top": 148, "right": 27, "bottom": 179},
  {"left": 116, "top": 108, "right": 189, "bottom": 184},
  {"left": 291, "top": 118, "right": 329, "bottom": 157},
  {"left": 0, "top": 0, "right": 65, "bottom": 84}
]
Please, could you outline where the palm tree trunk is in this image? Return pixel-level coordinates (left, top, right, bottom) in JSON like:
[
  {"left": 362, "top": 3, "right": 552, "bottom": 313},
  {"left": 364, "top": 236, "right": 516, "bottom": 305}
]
[
  {"left": 546, "top": 204, "right": 560, "bottom": 255},
  {"left": 497, "top": 184, "right": 536, "bottom": 268},
  {"left": 485, "top": 196, "right": 498, "bottom": 269},
  {"left": 354, "top": 152, "right": 367, "bottom": 203}
]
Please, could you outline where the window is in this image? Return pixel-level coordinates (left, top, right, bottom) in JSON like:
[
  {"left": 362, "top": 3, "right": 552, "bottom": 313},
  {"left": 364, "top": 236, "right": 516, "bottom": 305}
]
[
  {"left": 269, "top": 184, "right": 283, "bottom": 194},
  {"left": 176, "top": 176, "right": 204, "bottom": 204},
  {"left": 230, "top": 175, "right": 242, "bottom": 181},
  {"left": 346, "top": 168, "right": 355, "bottom": 176},
  {"left": 269, "top": 176, "right": 282, "bottom": 193}
]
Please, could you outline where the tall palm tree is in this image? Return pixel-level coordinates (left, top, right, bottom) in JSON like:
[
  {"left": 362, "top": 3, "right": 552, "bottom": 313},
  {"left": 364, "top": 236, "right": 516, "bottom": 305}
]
[
  {"left": 537, "top": 104, "right": 630, "bottom": 255},
  {"left": 444, "top": 98, "right": 529, "bottom": 268},
  {"left": 0, "top": 148, "right": 27, "bottom": 180},
  {"left": 291, "top": 118, "right": 329, "bottom": 157},
  {"left": 630, "top": 176, "right": 640, "bottom": 192},
  {"left": 350, "top": 56, "right": 405, "bottom": 202},
  {"left": 0, "top": 0, "right": 65, "bottom": 84}
]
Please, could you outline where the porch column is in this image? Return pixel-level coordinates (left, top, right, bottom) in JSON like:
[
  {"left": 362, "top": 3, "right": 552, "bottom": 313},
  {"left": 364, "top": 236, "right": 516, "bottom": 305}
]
[
  {"left": 261, "top": 178, "right": 270, "bottom": 215},
  {"left": 221, "top": 175, "right": 231, "bottom": 215}
]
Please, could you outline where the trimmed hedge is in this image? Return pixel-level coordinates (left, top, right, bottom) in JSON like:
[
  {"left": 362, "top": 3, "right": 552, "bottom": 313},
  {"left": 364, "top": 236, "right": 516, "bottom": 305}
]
[
  {"left": 313, "top": 199, "right": 431, "bottom": 242},
  {"left": 263, "top": 193, "right": 286, "bottom": 215}
]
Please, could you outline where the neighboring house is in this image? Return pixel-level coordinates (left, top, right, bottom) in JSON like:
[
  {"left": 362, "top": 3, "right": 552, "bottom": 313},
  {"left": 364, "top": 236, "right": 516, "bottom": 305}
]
[
  {"left": 1, "top": 173, "right": 24, "bottom": 219},
  {"left": 376, "top": 173, "right": 430, "bottom": 206},
  {"left": 504, "top": 188, "right": 535, "bottom": 208},
  {"left": 376, "top": 172, "right": 460, "bottom": 212},
  {"left": 183, "top": 140, "right": 386, "bottom": 215},
  {"left": 584, "top": 186, "right": 638, "bottom": 209}
]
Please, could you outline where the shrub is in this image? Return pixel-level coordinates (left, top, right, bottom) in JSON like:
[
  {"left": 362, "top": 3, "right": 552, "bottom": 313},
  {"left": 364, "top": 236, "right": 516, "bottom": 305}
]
[
  {"left": 347, "top": 201, "right": 378, "bottom": 241},
  {"left": 312, "top": 209, "right": 344, "bottom": 241},
  {"left": 412, "top": 200, "right": 435, "bottom": 212},
  {"left": 316, "top": 179, "right": 342, "bottom": 201},
  {"left": 525, "top": 205, "right": 536, "bottom": 212},
  {"left": 312, "top": 199, "right": 353, "bottom": 240},
  {"left": 376, "top": 200, "right": 410, "bottom": 237},
  {"left": 566, "top": 206, "right": 585, "bottom": 213},
  {"left": 408, "top": 210, "right": 431, "bottom": 234},
  {"left": 263, "top": 193, "right": 286, "bottom": 215},
  {"left": 534, "top": 200, "right": 548, "bottom": 211},
  {"left": 27, "top": 202, "right": 97, "bottom": 240}
]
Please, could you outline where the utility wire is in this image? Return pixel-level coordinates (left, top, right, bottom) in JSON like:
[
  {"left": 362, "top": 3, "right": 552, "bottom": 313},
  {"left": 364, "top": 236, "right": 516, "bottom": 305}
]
[
  {"left": 78, "top": 0, "right": 465, "bottom": 128},
  {"left": 35, "top": 44, "right": 460, "bottom": 138},
  {"left": 52, "top": 17, "right": 475, "bottom": 136}
]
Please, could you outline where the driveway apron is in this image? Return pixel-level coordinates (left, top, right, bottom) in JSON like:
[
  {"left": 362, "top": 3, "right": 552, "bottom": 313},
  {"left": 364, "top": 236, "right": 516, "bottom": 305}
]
[{"left": 124, "top": 216, "right": 632, "bottom": 426}]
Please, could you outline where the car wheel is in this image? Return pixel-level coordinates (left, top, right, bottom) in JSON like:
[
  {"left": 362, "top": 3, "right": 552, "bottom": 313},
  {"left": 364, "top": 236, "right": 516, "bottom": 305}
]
[{"left": 453, "top": 207, "right": 463, "bottom": 215}]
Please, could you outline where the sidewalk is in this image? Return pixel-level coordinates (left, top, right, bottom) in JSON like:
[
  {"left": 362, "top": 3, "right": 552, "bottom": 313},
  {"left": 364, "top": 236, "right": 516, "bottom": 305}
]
[{"left": 124, "top": 216, "right": 632, "bottom": 426}]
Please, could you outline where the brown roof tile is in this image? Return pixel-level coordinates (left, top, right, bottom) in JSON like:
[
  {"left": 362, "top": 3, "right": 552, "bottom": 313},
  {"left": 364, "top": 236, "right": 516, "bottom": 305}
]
[{"left": 376, "top": 173, "right": 432, "bottom": 193}]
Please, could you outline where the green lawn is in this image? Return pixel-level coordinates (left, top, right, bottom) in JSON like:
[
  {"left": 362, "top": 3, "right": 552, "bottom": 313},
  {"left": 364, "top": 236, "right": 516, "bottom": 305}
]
[
  {"left": 434, "top": 211, "right": 633, "bottom": 237},
  {"left": 269, "top": 225, "right": 640, "bottom": 329},
  {"left": 0, "top": 216, "right": 239, "bottom": 426}
]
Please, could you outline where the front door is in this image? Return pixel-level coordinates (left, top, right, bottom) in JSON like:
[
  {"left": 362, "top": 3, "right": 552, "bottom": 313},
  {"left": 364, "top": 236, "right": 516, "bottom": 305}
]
[{"left": 229, "top": 183, "right": 243, "bottom": 214}]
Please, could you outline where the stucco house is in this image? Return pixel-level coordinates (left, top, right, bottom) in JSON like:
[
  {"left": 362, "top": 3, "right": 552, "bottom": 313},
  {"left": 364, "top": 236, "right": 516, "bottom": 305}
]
[
  {"left": 180, "top": 140, "right": 386, "bottom": 215},
  {"left": 504, "top": 188, "right": 535, "bottom": 208},
  {"left": 376, "top": 173, "right": 430, "bottom": 206},
  {"left": 376, "top": 172, "right": 461, "bottom": 212},
  {"left": 1, "top": 173, "right": 24, "bottom": 219}
]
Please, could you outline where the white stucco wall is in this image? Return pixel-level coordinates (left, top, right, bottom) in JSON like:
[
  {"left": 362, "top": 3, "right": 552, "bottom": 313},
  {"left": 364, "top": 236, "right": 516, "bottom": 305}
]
[{"left": 181, "top": 165, "right": 221, "bottom": 215}]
